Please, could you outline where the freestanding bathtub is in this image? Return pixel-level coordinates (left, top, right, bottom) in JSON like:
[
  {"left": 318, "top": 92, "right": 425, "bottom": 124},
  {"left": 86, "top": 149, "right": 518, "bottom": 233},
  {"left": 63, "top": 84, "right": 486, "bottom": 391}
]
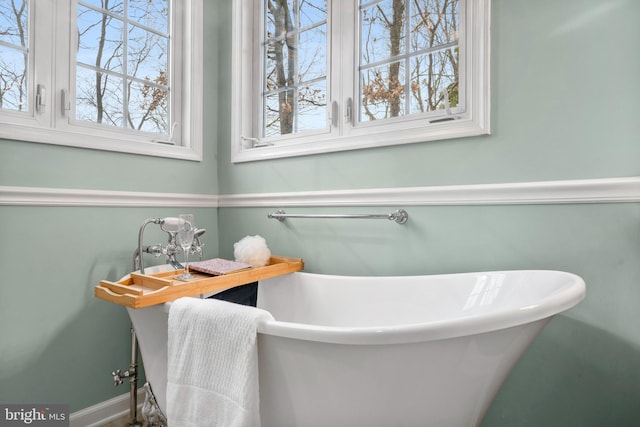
[{"left": 127, "top": 268, "right": 585, "bottom": 427}]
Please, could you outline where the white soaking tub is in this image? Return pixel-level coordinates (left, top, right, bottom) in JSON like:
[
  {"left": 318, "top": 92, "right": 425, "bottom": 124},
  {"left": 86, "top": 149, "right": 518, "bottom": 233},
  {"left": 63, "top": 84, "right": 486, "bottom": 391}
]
[{"left": 127, "top": 268, "right": 585, "bottom": 427}]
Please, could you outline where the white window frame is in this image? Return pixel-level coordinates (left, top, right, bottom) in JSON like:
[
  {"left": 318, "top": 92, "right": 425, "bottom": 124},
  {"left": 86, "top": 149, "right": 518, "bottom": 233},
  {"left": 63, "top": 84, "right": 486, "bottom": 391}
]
[
  {"left": 231, "top": 0, "right": 490, "bottom": 163},
  {"left": 0, "top": 0, "right": 203, "bottom": 161}
]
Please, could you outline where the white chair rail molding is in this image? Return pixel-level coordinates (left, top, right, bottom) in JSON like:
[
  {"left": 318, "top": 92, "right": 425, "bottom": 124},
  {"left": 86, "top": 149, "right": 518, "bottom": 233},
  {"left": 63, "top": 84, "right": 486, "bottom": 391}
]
[{"left": 2, "top": 176, "right": 639, "bottom": 207}]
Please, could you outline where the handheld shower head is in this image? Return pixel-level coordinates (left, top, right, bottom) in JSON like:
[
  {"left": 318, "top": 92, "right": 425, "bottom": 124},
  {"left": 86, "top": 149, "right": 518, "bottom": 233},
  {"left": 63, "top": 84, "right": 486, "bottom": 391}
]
[{"left": 159, "top": 217, "right": 182, "bottom": 233}]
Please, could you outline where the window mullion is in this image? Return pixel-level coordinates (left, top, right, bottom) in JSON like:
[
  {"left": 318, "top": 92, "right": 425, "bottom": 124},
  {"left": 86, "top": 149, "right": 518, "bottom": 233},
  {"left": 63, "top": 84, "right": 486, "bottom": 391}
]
[
  {"left": 31, "top": 0, "right": 54, "bottom": 126},
  {"left": 53, "top": 0, "right": 72, "bottom": 124},
  {"left": 404, "top": 0, "right": 411, "bottom": 117},
  {"left": 293, "top": 0, "right": 300, "bottom": 134},
  {"left": 122, "top": 0, "right": 129, "bottom": 130},
  {"left": 339, "top": 0, "right": 357, "bottom": 136},
  {"left": 169, "top": 0, "right": 182, "bottom": 146},
  {"left": 458, "top": 0, "right": 468, "bottom": 114}
]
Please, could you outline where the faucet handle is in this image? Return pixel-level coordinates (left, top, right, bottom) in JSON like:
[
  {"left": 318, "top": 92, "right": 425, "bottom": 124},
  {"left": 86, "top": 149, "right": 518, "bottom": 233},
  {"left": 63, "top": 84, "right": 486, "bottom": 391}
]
[{"left": 111, "top": 369, "right": 124, "bottom": 386}]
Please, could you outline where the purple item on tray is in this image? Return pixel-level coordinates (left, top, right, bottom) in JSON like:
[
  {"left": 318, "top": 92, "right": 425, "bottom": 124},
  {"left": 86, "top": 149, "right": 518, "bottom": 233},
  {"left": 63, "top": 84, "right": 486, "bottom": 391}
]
[{"left": 188, "top": 258, "right": 253, "bottom": 276}]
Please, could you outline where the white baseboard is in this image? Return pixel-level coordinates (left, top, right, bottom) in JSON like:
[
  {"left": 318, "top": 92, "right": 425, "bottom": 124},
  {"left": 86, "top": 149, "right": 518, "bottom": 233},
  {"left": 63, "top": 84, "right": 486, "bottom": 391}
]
[{"left": 70, "top": 389, "right": 145, "bottom": 427}]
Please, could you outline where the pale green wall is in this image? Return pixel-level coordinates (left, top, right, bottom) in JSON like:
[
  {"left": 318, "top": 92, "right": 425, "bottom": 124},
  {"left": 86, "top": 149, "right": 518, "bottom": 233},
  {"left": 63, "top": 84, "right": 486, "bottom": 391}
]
[
  {"left": 214, "top": 0, "right": 640, "bottom": 426},
  {"left": 0, "top": 4, "right": 220, "bottom": 411},
  {"left": 218, "top": 204, "right": 640, "bottom": 425},
  {"left": 0, "top": 207, "right": 218, "bottom": 410},
  {"left": 2, "top": 0, "right": 640, "bottom": 424},
  {"left": 217, "top": 0, "right": 640, "bottom": 192}
]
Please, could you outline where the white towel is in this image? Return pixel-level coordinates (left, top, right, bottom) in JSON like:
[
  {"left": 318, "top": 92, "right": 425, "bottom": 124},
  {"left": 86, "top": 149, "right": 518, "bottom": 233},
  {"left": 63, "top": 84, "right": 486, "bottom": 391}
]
[{"left": 167, "top": 297, "right": 274, "bottom": 427}]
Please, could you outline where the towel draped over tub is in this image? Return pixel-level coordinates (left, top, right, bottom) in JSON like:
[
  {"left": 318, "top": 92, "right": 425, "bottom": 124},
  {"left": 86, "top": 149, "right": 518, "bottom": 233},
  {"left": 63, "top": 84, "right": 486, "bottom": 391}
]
[{"left": 167, "top": 297, "right": 273, "bottom": 427}]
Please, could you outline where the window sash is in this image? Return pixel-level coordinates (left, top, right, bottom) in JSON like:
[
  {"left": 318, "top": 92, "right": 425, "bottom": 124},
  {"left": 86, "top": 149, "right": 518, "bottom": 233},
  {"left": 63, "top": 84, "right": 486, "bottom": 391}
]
[
  {"left": 357, "top": 0, "right": 461, "bottom": 123},
  {"left": 0, "top": 0, "right": 203, "bottom": 161},
  {"left": 0, "top": 0, "right": 36, "bottom": 118},
  {"left": 261, "top": 0, "right": 330, "bottom": 139},
  {"left": 232, "top": 0, "right": 489, "bottom": 163},
  {"left": 74, "top": 0, "right": 172, "bottom": 136}
]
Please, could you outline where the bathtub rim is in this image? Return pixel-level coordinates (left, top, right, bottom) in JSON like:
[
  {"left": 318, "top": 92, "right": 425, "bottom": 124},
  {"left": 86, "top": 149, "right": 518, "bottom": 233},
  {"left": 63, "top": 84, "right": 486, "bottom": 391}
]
[
  {"left": 256, "top": 270, "right": 584, "bottom": 345},
  {"left": 151, "top": 268, "right": 585, "bottom": 346}
]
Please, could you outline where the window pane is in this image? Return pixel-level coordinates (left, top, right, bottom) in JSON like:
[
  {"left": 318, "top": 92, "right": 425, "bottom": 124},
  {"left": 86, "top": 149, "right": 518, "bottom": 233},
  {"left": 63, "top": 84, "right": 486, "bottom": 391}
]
[
  {"left": 410, "top": 47, "right": 458, "bottom": 114},
  {"left": 80, "top": 0, "right": 124, "bottom": 15},
  {"left": 359, "top": 0, "right": 459, "bottom": 122},
  {"left": 360, "top": 0, "right": 406, "bottom": 66},
  {"left": 297, "top": 80, "right": 327, "bottom": 132},
  {"left": 129, "top": 0, "right": 168, "bottom": 34},
  {"left": 361, "top": 60, "right": 406, "bottom": 121},
  {"left": 75, "top": 0, "right": 170, "bottom": 135},
  {"left": 299, "top": 0, "right": 327, "bottom": 28},
  {"left": 410, "top": 0, "right": 458, "bottom": 52},
  {"left": 299, "top": 24, "right": 326, "bottom": 81},
  {"left": 264, "top": 89, "right": 294, "bottom": 137},
  {"left": 265, "top": 38, "right": 293, "bottom": 93},
  {"left": 76, "top": 66, "right": 124, "bottom": 126},
  {"left": 77, "top": 5, "right": 124, "bottom": 74},
  {"left": 263, "top": 0, "right": 327, "bottom": 138},
  {"left": 128, "top": 79, "right": 168, "bottom": 133},
  {"left": 0, "top": 0, "right": 29, "bottom": 112},
  {"left": 127, "top": 24, "right": 168, "bottom": 81}
]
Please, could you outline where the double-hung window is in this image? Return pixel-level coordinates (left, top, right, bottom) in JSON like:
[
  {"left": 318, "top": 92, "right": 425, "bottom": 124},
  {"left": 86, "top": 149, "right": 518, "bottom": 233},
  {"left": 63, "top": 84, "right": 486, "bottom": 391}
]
[
  {"left": 232, "top": 0, "right": 490, "bottom": 162},
  {"left": 0, "top": 0, "right": 203, "bottom": 160}
]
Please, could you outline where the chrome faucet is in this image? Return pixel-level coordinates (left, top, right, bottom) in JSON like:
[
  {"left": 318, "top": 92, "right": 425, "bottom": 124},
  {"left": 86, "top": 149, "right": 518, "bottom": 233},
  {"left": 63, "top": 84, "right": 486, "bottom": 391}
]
[{"left": 133, "top": 217, "right": 206, "bottom": 274}]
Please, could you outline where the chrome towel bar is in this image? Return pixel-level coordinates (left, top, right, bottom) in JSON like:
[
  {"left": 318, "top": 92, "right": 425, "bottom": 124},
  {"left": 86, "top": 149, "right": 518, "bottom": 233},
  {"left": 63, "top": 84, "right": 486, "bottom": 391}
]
[{"left": 267, "top": 209, "right": 409, "bottom": 224}]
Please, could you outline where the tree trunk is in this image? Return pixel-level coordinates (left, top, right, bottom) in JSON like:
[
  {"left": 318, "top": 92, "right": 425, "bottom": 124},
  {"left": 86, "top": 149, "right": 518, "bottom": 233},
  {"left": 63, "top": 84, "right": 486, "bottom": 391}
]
[
  {"left": 388, "top": 0, "right": 404, "bottom": 117},
  {"left": 95, "top": 0, "right": 109, "bottom": 123},
  {"left": 270, "top": 0, "right": 296, "bottom": 134}
]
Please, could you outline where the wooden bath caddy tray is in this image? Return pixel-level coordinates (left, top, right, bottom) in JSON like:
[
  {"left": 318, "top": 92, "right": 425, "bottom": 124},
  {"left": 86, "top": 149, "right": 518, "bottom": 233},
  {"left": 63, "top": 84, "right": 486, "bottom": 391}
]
[{"left": 95, "top": 256, "right": 303, "bottom": 309}]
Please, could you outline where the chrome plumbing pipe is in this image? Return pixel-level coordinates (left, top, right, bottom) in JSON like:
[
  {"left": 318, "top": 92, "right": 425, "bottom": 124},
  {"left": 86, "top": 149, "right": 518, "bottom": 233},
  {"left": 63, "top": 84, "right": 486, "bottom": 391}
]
[
  {"left": 128, "top": 326, "right": 140, "bottom": 426},
  {"left": 110, "top": 327, "right": 141, "bottom": 426},
  {"left": 136, "top": 218, "right": 163, "bottom": 275}
]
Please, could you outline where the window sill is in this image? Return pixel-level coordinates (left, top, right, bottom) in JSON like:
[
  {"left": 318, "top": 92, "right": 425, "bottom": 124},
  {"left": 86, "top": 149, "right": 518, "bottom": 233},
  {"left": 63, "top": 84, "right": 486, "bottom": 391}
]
[
  {"left": 0, "top": 122, "right": 203, "bottom": 161},
  {"left": 231, "top": 115, "right": 490, "bottom": 163}
]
